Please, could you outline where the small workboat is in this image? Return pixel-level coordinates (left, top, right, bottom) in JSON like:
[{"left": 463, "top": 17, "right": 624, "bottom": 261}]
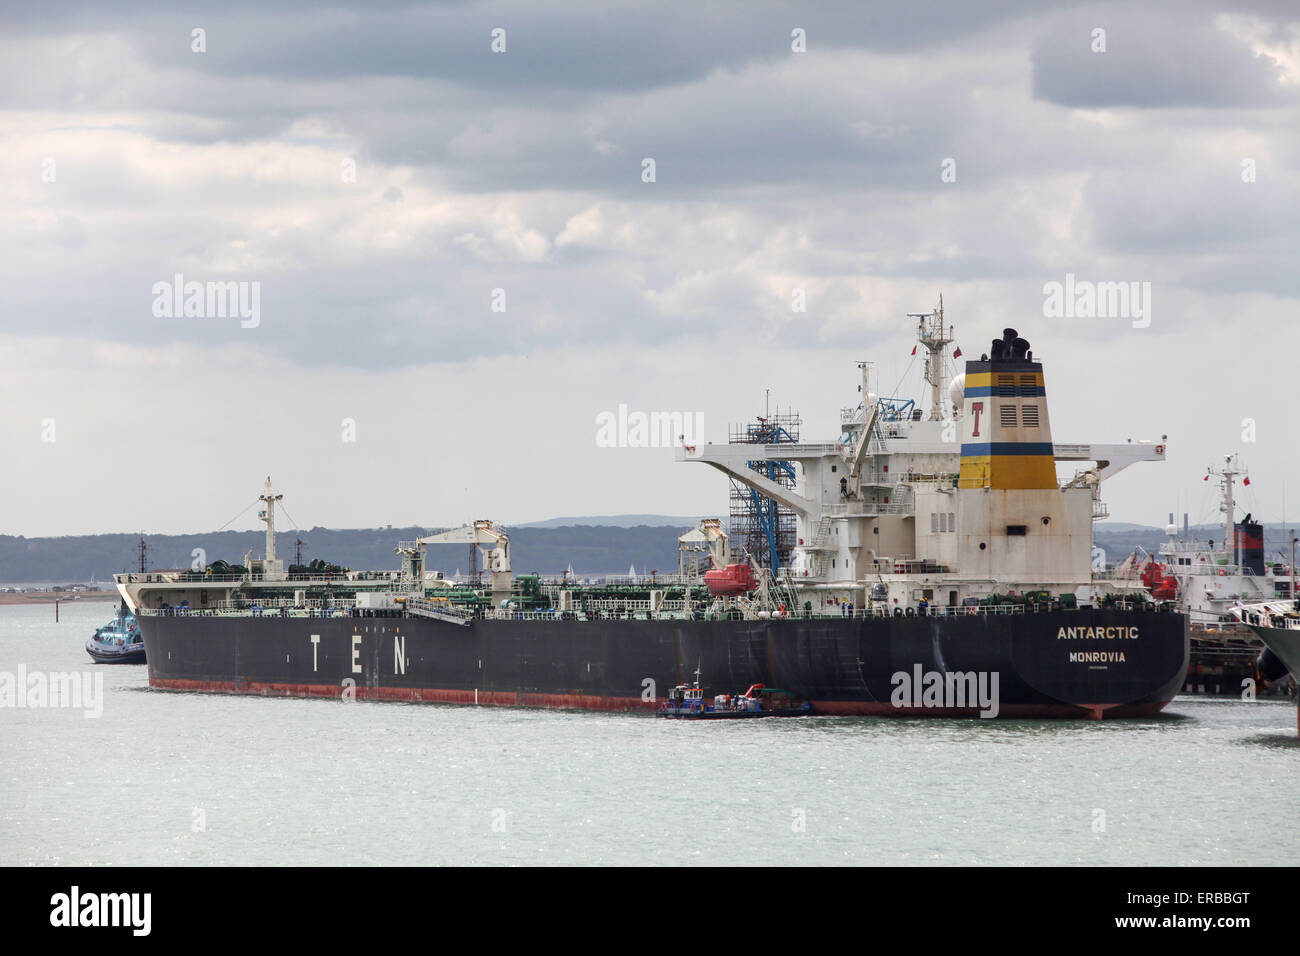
[
  {"left": 658, "top": 674, "right": 811, "bottom": 719},
  {"left": 85, "top": 605, "right": 146, "bottom": 664}
]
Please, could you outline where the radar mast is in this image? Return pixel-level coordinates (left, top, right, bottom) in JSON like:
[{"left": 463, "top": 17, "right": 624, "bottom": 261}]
[{"left": 907, "top": 294, "right": 957, "bottom": 421}]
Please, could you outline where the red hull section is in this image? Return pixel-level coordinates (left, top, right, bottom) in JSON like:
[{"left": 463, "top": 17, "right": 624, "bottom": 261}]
[
  {"left": 150, "top": 677, "right": 1172, "bottom": 719},
  {"left": 151, "top": 677, "right": 661, "bottom": 712}
]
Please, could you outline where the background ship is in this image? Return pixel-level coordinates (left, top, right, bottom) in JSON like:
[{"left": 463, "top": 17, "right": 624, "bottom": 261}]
[
  {"left": 1232, "top": 602, "right": 1300, "bottom": 736},
  {"left": 1119, "top": 455, "right": 1296, "bottom": 697},
  {"left": 117, "top": 310, "right": 1189, "bottom": 719}
]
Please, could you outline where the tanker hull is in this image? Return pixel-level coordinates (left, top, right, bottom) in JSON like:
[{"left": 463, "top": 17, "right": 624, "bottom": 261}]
[{"left": 139, "top": 607, "right": 1188, "bottom": 719}]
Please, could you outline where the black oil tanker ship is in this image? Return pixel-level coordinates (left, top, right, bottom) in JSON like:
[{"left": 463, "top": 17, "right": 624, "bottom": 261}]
[
  {"left": 119, "top": 312, "right": 1189, "bottom": 719},
  {"left": 139, "top": 605, "right": 1186, "bottom": 718}
]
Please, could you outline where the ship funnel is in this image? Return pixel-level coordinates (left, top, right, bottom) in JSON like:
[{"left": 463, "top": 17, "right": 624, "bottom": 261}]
[
  {"left": 1235, "top": 516, "right": 1265, "bottom": 576},
  {"left": 957, "top": 329, "right": 1055, "bottom": 490}
]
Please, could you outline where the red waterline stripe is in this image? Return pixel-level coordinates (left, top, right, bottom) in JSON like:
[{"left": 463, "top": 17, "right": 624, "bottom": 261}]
[
  {"left": 150, "top": 678, "right": 1170, "bottom": 719},
  {"left": 151, "top": 677, "right": 658, "bottom": 712}
]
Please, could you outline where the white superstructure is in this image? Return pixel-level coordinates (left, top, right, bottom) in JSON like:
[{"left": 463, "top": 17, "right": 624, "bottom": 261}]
[{"left": 678, "top": 308, "right": 1167, "bottom": 612}]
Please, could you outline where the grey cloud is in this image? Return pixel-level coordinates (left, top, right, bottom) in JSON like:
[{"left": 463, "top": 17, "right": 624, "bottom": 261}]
[
  {"left": 13, "top": 1, "right": 1074, "bottom": 92},
  {"left": 2, "top": 0, "right": 1299, "bottom": 375},
  {"left": 1031, "top": 6, "right": 1295, "bottom": 108}
]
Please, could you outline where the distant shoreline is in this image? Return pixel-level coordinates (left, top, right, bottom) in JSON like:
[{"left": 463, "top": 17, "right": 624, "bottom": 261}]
[{"left": 0, "top": 592, "right": 118, "bottom": 605}]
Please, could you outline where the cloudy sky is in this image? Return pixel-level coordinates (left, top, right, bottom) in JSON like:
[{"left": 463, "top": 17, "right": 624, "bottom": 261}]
[{"left": 2, "top": 0, "right": 1298, "bottom": 537}]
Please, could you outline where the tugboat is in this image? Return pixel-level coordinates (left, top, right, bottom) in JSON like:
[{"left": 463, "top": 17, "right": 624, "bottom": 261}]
[
  {"left": 85, "top": 605, "right": 146, "bottom": 664},
  {"left": 658, "top": 672, "right": 812, "bottom": 719}
]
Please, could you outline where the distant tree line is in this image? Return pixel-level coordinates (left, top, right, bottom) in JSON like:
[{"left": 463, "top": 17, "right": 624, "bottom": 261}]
[{"left": 0, "top": 525, "right": 694, "bottom": 583}]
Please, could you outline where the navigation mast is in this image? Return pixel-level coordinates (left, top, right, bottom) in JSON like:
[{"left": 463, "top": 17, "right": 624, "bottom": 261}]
[
  {"left": 258, "top": 477, "right": 283, "bottom": 565},
  {"left": 1207, "top": 454, "right": 1246, "bottom": 552},
  {"left": 907, "top": 294, "right": 956, "bottom": 421}
]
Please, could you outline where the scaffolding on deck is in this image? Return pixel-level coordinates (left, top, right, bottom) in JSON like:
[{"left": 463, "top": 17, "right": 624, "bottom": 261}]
[{"left": 728, "top": 410, "right": 801, "bottom": 571}]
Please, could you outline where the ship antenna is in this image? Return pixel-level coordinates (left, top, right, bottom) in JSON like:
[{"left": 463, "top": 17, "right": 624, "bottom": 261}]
[
  {"left": 906, "top": 294, "right": 956, "bottom": 422},
  {"left": 1208, "top": 455, "right": 1242, "bottom": 557}
]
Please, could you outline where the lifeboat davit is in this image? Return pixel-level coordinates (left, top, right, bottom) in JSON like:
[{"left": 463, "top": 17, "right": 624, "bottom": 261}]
[{"left": 703, "top": 563, "right": 756, "bottom": 596}]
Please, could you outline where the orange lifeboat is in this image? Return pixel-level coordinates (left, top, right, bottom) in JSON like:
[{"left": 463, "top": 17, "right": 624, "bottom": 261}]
[
  {"left": 703, "top": 563, "right": 756, "bottom": 596},
  {"left": 1140, "top": 560, "right": 1178, "bottom": 600}
]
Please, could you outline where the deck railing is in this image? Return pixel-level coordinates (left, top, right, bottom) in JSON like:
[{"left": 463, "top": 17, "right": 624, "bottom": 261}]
[
  {"left": 117, "top": 572, "right": 400, "bottom": 586},
  {"left": 135, "top": 598, "right": 1159, "bottom": 622},
  {"left": 138, "top": 604, "right": 355, "bottom": 618}
]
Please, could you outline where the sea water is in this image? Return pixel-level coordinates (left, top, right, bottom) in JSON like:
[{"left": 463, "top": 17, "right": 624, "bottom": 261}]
[{"left": 2, "top": 602, "right": 1296, "bottom": 866}]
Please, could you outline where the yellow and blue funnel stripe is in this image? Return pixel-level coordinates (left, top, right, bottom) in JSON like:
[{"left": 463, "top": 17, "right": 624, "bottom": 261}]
[
  {"left": 960, "top": 370, "right": 1046, "bottom": 397},
  {"left": 958, "top": 362, "right": 1055, "bottom": 489}
]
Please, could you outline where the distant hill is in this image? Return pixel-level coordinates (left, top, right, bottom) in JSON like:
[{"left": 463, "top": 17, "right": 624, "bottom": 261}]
[
  {"left": 515, "top": 514, "right": 699, "bottom": 529},
  {"left": 0, "top": 523, "right": 694, "bottom": 585}
]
